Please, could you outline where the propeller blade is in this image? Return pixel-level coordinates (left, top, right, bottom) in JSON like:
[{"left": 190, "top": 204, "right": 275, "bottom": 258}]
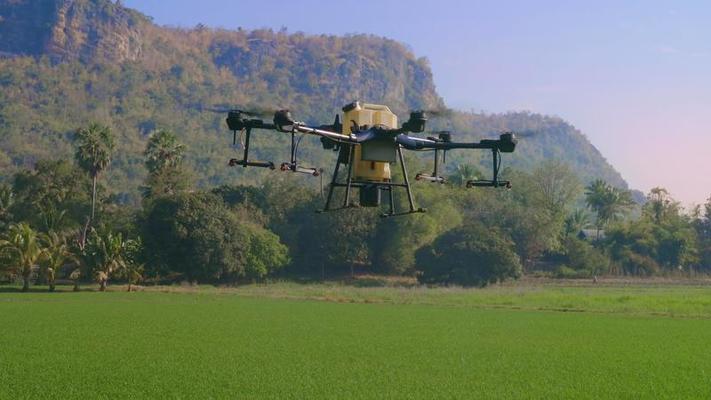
[
  {"left": 191, "top": 103, "right": 283, "bottom": 117},
  {"left": 515, "top": 130, "right": 538, "bottom": 138},
  {"left": 409, "top": 106, "right": 455, "bottom": 119}
]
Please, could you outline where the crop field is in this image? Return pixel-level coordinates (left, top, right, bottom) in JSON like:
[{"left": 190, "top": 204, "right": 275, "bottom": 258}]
[{"left": 2, "top": 281, "right": 711, "bottom": 399}]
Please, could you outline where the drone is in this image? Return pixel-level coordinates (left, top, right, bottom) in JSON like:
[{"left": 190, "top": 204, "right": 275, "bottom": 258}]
[{"left": 223, "top": 101, "right": 517, "bottom": 217}]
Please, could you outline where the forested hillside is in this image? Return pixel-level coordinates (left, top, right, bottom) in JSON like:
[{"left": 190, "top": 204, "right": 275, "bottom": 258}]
[{"left": 0, "top": 0, "right": 627, "bottom": 204}]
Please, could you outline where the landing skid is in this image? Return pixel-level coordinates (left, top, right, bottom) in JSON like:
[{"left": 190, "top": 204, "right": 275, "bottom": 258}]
[{"left": 320, "top": 144, "right": 424, "bottom": 218}]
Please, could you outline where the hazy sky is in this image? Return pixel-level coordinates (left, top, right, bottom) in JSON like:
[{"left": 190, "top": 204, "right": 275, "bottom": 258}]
[{"left": 124, "top": 0, "right": 711, "bottom": 206}]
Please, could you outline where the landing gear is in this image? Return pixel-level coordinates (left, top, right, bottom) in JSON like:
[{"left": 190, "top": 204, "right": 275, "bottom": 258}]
[{"left": 320, "top": 144, "right": 425, "bottom": 218}]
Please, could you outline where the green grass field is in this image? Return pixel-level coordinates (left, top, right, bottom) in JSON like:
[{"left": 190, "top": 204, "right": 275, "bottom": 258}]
[{"left": 2, "top": 281, "right": 711, "bottom": 399}]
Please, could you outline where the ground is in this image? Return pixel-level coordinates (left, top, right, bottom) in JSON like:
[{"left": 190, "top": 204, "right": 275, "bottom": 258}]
[{"left": 2, "top": 278, "right": 711, "bottom": 399}]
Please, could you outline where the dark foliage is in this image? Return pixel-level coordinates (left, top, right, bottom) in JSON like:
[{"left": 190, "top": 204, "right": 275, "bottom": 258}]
[
  {"left": 416, "top": 222, "right": 522, "bottom": 287},
  {"left": 140, "top": 192, "right": 288, "bottom": 283}
]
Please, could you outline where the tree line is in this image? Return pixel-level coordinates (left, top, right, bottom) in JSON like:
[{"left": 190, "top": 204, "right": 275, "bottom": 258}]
[{"left": 1, "top": 123, "right": 710, "bottom": 290}]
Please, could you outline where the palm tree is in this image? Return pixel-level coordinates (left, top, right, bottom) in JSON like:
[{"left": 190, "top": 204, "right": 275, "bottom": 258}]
[
  {"left": 564, "top": 208, "right": 591, "bottom": 239},
  {"left": 143, "top": 130, "right": 188, "bottom": 198},
  {"left": 585, "top": 179, "right": 634, "bottom": 239},
  {"left": 84, "top": 230, "right": 135, "bottom": 291},
  {"left": 0, "top": 223, "right": 42, "bottom": 292},
  {"left": 644, "top": 187, "right": 678, "bottom": 225},
  {"left": 124, "top": 263, "right": 144, "bottom": 292},
  {"left": 40, "top": 231, "right": 75, "bottom": 292},
  {"left": 74, "top": 123, "right": 115, "bottom": 222},
  {"left": 448, "top": 164, "right": 479, "bottom": 186},
  {"left": 144, "top": 130, "right": 186, "bottom": 174},
  {"left": 69, "top": 268, "right": 82, "bottom": 292}
]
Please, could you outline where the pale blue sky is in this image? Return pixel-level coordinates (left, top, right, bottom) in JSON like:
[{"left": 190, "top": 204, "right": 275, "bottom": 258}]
[{"left": 124, "top": 0, "right": 711, "bottom": 205}]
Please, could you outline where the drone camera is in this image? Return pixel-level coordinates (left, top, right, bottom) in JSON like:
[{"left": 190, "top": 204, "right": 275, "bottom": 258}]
[{"left": 403, "top": 111, "right": 428, "bottom": 133}]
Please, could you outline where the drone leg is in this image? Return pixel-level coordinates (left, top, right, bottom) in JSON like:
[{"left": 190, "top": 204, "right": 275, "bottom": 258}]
[
  {"left": 290, "top": 131, "right": 297, "bottom": 165},
  {"left": 242, "top": 128, "right": 252, "bottom": 166},
  {"left": 388, "top": 185, "right": 395, "bottom": 216},
  {"left": 323, "top": 155, "right": 342, "bottom": 212},
  {"left": 433, "top": 149, "right": 440, "bottom": 178},
  {"left": 398, "top": 146, "right": 417, "bottom": 213},
  {"left": 343, "top": 144, "right": 355, "bottom": 208},
  {"left": 492, "top": 149, "right": 499, "bottom": 185}
]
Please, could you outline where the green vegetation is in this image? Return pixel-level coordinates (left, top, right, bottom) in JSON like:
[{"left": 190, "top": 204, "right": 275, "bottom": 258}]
[
  {"left": 141, "top": 192, "right": 289, "bottom": 283},
  {"left": 2, "top": 284, "right": 711, "bottom": 398},
  {"left": 417, "top": 222, "right": 522, "bottom": 286},
  {"left": 2, "top": 119, "right": 710, "bottom": 289},
  {"left": 0, "top": 222, "right": 42, "bottom": 291},
  {"left": 74, "top": 123, "right": 114, "bottom": 221},
  {"left": 585, "top": 178, "right": 635, "bottom": 238}
]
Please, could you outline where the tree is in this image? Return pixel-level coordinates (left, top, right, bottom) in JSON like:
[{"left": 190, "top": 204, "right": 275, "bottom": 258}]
[
  {"left": 585, "top": 179, "right": 634, "bottom": 239},
  {"left": 699, "top": 196, "right": 711, "bottom": 269},
  {"left": 40, "top": 231, "right": 75, "bottom": 292},
  {"left": 606, "top": 223, "right": 662, "bottom": 275},
  {"left": 296, "top": 208, "right": 378, "bottom": 277},
  {"left": 142, "top": 130, "right": 189, "bottom": 198},
  {"left": 75, "top": 123, "right": 115, "bottom": 222},
  {"left": 0, "top": 223, "right": 43, "bottom": 291},
  {"left": 371, "top": 183, "right": 464, "bottom": 275},
  {"left": 484, "top": 166, "right": 575, "bottom": 269},
  {"left": 561, "top": 237, "right": 610, "bottom": 276},
  {"left": 416, "top": 222, "right": 522, "bottom": 287},
  {"left": 448, "top": 164, "right": 480, "bottom": 186},
  {"left": 635, "top": 188, "right": 699, "bottom": 271},
  {"left": 530, "top": 161, "right": 581, "bottom": 215},
  {"left": 564, "top": 209, "right": 591, "bottom": 239},
  {"left": 144, "top": 129, "right": 186, "bottom": 174},
  {"left": 0, "top": 184, "right": 14, "bottom": 231},
  {"left": 643, "top": 187, "right": 680, "bottom": 225},
  {"left": 82, "top": 230, "right": 136, "bottom": 291},
  {"left": 244, "top": 224, "right": 290, "bottom": 281},
  {"left": 11, "top": 160, "right": 91, "bottom": 232},
  {"left": 141, "top": 192, "right": 288, "bottom": 283}
]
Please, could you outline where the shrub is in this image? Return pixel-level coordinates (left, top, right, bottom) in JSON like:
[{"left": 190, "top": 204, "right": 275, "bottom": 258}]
[
  {"left": 140, "top": 192, "right": 289, "bottom": 283},
  {"left": 563, "top": 237, "right": 610, "bottom": 275},
  {"left": 416, "top": 222, "right": 521, "bottom": 287}
]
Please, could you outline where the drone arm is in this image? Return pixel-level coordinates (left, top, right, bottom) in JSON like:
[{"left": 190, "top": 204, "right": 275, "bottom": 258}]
[
  {"left": 291, "top": 123, "right": 356, "bottom": 143},
  {"left": 398, "top": 133, "right": 516, "bottom": 189},
  {"left": 396, "top": 135, "right": 513, "bottom": 152}
]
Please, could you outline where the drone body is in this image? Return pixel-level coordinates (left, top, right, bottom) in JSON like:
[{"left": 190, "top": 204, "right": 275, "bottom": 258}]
[
  {"left": 343, "top": 102, "right": 396, "bottom": 183},
  {"left": 224, "top": 101, "right": 517, "bottom": 217}
]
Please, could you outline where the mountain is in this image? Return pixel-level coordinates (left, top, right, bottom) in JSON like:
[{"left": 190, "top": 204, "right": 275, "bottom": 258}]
[{"left": 0, "top": 0, "right": 627, "bottom": 203}]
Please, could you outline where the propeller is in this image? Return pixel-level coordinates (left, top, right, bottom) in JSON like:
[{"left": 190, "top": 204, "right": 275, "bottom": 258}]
[
  {"left": 512, "top": 130, "right": 538, "bottom": 138},
  {"left": 400, "top": 106, "right": 455, "bottom": 133},
  {"left": 193, "top": 103, "right": 281, "bottom": 117},
  {"left": 415, "top": 106, "right": 455, "bottom": 119}
]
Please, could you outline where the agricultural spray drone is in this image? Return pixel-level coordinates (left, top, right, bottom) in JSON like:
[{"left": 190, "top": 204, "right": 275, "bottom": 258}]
[{"left": 222, "top": 101, "right": 517, "bottom": 217}]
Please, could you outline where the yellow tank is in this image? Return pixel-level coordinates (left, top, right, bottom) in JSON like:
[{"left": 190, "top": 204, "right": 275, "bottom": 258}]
[{"left": 341, "top": 102, "right": 398, "bottom": 182}]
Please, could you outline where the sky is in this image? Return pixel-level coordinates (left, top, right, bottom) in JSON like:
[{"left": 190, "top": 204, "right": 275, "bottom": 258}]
[{"left": 123, "top": 0, "right": 711, "bottom": 206}]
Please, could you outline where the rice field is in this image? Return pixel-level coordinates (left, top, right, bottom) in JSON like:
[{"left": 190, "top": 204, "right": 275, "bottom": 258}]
[{"left": 2, "top": 281, "right": 711, "bottom": 398}]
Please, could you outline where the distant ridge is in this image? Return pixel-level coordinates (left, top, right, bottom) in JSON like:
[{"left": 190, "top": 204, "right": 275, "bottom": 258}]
[{"left": 0, "top": 0, "right": 628, "bottom": 201}]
